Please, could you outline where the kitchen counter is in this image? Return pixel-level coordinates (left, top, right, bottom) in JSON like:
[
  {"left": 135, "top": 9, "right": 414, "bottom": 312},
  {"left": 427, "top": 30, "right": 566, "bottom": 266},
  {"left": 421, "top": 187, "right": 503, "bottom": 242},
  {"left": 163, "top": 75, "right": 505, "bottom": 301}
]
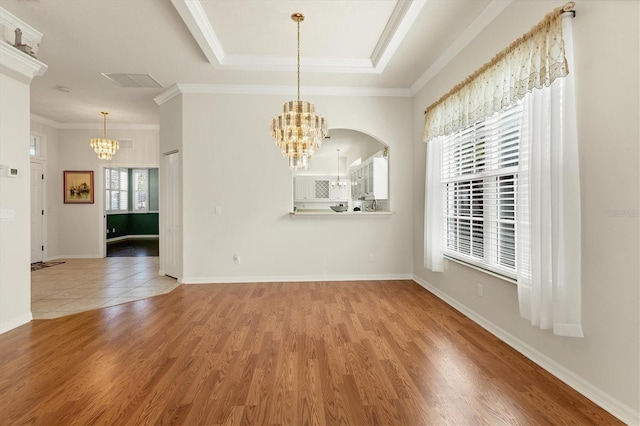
[{"left": 290, "top": 210, "right": 393, "bottom": 216}]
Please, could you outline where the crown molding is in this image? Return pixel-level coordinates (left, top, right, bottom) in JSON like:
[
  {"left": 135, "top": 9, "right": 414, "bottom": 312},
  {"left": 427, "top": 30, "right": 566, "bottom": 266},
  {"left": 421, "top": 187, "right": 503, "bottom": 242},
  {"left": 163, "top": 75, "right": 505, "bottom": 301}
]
[
  {"left": 30, "top": 113, "right": 59, "bottom": 128},
  {"left": 371, "top": 0, "right": 426, "bottom": 71},
  {"left": 59, "top": 123, "right": 160, "bottom": 131},
  {"left": 155, "top": 83, "right": 411, "bottom": 104},
  {"left": 0, "top": 42, "right": 47, "bottom": 82},
  {"left": 410, "top": 0, "right": 513, "bottom": 95},
  {"left": 0, "top": 6, "right": 43, "bottom": 56},
  {"left": 30, "top": 113, "right": 159, "bottom": 130},
  {"left": 170, "top": 0, "right": 223, "bottom": 66},
  {"left": 153, "top": 84, "right": 182, "bottom": 105}
]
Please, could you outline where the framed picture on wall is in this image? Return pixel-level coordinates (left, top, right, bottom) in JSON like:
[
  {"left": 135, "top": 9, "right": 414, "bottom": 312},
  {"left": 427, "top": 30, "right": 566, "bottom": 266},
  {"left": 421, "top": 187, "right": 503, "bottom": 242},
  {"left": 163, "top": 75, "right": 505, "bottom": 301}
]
[{"left": 63, "top": 170, "right": 94, "bottom": 204}]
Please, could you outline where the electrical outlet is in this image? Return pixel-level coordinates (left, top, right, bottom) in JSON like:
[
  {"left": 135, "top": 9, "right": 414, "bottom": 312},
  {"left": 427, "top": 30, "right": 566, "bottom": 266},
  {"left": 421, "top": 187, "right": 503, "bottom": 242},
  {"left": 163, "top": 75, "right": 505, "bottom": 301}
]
[
  {"left": 233, "top": 254, "right": 240, "bottom": 264},
  {"left": 477, "top": 283, "right": 484, "bottom": 297},
  {"left": 368, "top": 254, "right": 374, "bottom": 263},
  {"left": 112, "top": 228, "right": 115, "bottom": 233}
]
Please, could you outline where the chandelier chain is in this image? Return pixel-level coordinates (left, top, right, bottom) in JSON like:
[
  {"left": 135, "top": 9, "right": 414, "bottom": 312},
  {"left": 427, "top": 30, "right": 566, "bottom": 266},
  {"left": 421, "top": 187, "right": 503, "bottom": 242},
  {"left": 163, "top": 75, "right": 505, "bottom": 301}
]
[
  {"left": 102, "top": 111, "right": 108, "bottom": 138},
  {"left": 296, "top": 17, "right": 300, "bottom": 101}
]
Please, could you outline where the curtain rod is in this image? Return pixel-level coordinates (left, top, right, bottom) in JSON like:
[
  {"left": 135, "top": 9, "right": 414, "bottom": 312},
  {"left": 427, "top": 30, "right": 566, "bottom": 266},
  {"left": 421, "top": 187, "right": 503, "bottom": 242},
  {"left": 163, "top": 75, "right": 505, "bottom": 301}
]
[{"left": 423, "top": 1, "right": 576, "bottom": 115}]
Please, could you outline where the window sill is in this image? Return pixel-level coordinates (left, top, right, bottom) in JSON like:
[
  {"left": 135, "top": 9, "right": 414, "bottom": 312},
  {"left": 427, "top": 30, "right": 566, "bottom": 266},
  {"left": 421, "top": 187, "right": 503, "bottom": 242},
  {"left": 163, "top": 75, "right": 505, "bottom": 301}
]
[{"left": 444, "top": 255, "right": 517, "bottom": 285}]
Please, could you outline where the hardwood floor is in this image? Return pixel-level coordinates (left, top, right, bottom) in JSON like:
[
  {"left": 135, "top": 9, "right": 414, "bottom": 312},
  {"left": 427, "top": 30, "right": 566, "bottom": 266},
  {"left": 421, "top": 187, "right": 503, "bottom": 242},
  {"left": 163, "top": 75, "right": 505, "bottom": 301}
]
[
  {"left": 107, "top": 237, "right": 160, "bottom": 257},
  {"left": 0, "top": 280, "right": 621, "bottom": 425}
]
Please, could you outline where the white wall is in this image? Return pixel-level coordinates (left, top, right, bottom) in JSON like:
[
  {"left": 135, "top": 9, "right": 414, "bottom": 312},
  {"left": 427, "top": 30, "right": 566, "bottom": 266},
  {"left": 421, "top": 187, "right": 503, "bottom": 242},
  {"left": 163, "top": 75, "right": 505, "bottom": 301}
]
[
  {"left": 0, "top": 73, "right": 31, "bottom": 333},
  {"left": 412, "top": 0, "right": 639, "bottom": 421},
  {"left": 163, "top": 92, "right": 413, "bottom": 282},
  {"left": 51, "top": 128, "right": 160, "bottom": 257},
  {"left": 0, "top": 49, "right": 45, "bottom": 333}
]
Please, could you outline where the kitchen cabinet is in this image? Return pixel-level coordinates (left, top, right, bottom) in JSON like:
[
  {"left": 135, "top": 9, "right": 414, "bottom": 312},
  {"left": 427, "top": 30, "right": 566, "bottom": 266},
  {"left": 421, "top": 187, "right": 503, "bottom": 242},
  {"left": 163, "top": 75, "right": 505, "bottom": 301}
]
[
  {"left": 350, "top": 168, "right": 364, "bottom": 199},
  {"left": 349, "top": 157, "right": 388, "bottom": 200},
  {"left": 294, "top": 176, "right": 349, "bottom": 202},
  {"left": 363, "top": 157, "right": 388, "bottom": 200}
]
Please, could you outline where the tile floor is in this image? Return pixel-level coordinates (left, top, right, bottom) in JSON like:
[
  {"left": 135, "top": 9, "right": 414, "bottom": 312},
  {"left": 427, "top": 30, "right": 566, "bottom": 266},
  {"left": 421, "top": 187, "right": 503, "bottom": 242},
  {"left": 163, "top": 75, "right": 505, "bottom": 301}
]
[{"left": 31, "top": 257, "right": 179, "bottom": 319}]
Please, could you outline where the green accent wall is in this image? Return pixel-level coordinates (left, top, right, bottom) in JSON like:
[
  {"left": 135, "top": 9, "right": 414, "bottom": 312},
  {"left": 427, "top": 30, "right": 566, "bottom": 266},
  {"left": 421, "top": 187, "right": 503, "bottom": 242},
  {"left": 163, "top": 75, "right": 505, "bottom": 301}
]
[
  {"left": 106, "top": 213, "right": 158, "bottom": 239},
  {"left": 106, "top": 168, "right": 159, "bottom": 239},
  {"left": 149, "top": 168, "right": 159, "bottom": 211}
]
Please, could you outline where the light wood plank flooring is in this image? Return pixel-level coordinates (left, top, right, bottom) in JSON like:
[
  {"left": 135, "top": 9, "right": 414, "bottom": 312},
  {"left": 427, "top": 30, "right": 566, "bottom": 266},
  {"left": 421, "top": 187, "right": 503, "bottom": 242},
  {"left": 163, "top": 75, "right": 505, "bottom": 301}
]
[
  {"left": 31, "top": 257, "right": 178, "bottom": 319},
  {"left": 2, "top": 280, "right": 621, "bottom": 425}
]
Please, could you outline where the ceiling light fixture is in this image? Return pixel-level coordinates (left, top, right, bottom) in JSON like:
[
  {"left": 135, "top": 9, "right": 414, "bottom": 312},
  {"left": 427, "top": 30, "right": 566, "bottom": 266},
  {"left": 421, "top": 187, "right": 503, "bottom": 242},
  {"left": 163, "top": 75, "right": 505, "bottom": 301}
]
[
  {"left": 270, "top": 13, "right": 328, "bottom": 170},
  {"left": 90, "top": 112, "right": 119, "bottom": 160},
  {"left": 332, "top": 149, "right": 347, "bottom": 189}
]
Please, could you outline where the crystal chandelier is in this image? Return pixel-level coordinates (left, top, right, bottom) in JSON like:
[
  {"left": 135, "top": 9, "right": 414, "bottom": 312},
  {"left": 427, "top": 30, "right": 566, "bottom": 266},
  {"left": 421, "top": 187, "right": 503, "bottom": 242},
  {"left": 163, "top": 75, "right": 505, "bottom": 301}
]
[
  {"left": 270, "top": 13, "right": 327, "bottom": 170},
  {"left": 332, "top": 149, "right": 347, "bottom": 188},
  {"left": 90, "top": 112, "right": 119, "bottom": 160}
]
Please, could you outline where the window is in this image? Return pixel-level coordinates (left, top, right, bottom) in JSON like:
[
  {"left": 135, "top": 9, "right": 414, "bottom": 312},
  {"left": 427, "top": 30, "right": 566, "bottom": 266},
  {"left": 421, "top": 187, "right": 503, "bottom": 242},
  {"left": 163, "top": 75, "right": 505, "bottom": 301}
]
[
  {"left": 105, "top": 168, "right": 128, "bottom": 211},
  {"left": 440, "top": 102, "right": 523, "bottom": 279},
  {"left": 132, "top": 169, "right": 149, "bottom": 212},
  {"left": 30, "top": 135, "right": 39, "bottom": 157}
]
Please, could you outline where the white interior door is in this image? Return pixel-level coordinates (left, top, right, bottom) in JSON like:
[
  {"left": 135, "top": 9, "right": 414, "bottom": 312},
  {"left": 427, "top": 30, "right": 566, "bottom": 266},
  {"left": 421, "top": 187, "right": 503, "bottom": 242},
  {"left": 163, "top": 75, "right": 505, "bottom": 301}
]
[
  {"left": 30, "top": 162, "right": 44, "bottom": 263},
  {"left": 163, "top": 151, "right": 182, "bottom": 279}
]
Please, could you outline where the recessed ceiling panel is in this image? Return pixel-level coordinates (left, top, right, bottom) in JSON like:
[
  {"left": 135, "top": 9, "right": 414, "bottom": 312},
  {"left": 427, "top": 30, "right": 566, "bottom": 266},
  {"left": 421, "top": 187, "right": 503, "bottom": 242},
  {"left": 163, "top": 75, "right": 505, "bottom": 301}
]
[{"left": 201, "top": 1, "right": 397, "bottom": 59}]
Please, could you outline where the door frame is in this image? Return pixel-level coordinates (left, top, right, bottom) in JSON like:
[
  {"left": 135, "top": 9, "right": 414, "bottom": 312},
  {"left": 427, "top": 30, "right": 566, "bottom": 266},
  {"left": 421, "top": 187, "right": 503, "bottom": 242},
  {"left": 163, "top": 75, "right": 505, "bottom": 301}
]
[
  {"left": 160, "top": 150, "right": 182, "bottom": 281},
  {"left": 29, "top": 132, "right": 47, "bottom": 261},
  {"left": 97, "top": 162, "right": 159, "bottom": 258},
  {"left": 30, "top": 159, "right": 45, "bottom": 263}
]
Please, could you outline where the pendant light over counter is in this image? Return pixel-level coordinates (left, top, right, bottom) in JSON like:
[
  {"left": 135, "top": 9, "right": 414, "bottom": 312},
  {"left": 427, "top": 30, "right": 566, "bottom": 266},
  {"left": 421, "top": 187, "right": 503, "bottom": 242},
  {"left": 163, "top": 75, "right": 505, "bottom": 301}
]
[
  {"left": 270, "top": 13, "right": 328, "bottom": 170},
  {"left": 332, "top": 149, "right": 347, "bottom": 188}
]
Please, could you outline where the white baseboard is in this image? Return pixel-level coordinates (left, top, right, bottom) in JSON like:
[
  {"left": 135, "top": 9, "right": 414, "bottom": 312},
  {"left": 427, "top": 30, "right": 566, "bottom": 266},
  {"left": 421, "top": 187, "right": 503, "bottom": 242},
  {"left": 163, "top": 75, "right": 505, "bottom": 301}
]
[
  {"left": 412, "top": 275, "right": 639, "bottom": 425},
  {"left": 106, "top": 235, "right": 159, "bottom": 242},
  {"left": 0, "top": 313, "right": 32, "bottom": 335},
  {"left": 181, "top": 273, "right": 413, "bottom": 284}
]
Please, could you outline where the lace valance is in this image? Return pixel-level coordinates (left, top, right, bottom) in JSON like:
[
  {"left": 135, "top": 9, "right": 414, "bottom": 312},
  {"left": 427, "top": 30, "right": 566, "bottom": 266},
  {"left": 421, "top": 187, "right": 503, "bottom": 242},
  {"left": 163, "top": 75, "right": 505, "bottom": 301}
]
[{"left": 423, "top": 2, "right": 574, "bottom": 142}]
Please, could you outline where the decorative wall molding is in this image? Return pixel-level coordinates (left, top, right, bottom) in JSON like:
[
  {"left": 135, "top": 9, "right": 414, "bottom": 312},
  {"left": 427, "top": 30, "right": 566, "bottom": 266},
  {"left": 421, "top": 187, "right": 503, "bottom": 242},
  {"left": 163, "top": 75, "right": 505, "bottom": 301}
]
[{"left": 412, "top": 275, "right": 639, "bottom": 426}]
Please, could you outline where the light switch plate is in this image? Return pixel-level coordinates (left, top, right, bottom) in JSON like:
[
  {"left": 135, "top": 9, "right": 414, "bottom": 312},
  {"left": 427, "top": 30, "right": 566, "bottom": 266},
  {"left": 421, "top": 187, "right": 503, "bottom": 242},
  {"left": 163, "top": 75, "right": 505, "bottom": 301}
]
[{"left": 0, "top": 209, "right": 15, "bottom": 221}]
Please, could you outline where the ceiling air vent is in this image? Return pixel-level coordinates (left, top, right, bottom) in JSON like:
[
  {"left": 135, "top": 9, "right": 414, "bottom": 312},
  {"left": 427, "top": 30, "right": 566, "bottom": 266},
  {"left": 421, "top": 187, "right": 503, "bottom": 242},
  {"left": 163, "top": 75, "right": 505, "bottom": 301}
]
[{"left": 101, "top": 73, "right": 163, "bottom": 88}]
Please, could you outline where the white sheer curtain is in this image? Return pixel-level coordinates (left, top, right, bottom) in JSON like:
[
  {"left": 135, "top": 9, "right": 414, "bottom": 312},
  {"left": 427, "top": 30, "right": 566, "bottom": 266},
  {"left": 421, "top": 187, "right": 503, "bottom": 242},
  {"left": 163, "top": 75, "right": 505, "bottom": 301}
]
[
  {"left": 516, "top": 15, "right": 583, "bottom": 337},
  {"left": 424, "top": 137, "right": 443, "bottom": 272}
]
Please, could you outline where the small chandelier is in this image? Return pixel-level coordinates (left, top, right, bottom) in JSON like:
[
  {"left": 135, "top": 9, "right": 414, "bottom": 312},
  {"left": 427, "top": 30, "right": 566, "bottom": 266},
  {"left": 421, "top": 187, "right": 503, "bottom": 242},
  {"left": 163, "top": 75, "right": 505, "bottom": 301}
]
[
  {"left": 332, "top": 149, "right": 347, "bottom": 188},
  {"left": 90, "top": 112, "right": 119, "bottom": 160},
  {"left": 270, "top": 13, "right": 328, "bottom": 170}
]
